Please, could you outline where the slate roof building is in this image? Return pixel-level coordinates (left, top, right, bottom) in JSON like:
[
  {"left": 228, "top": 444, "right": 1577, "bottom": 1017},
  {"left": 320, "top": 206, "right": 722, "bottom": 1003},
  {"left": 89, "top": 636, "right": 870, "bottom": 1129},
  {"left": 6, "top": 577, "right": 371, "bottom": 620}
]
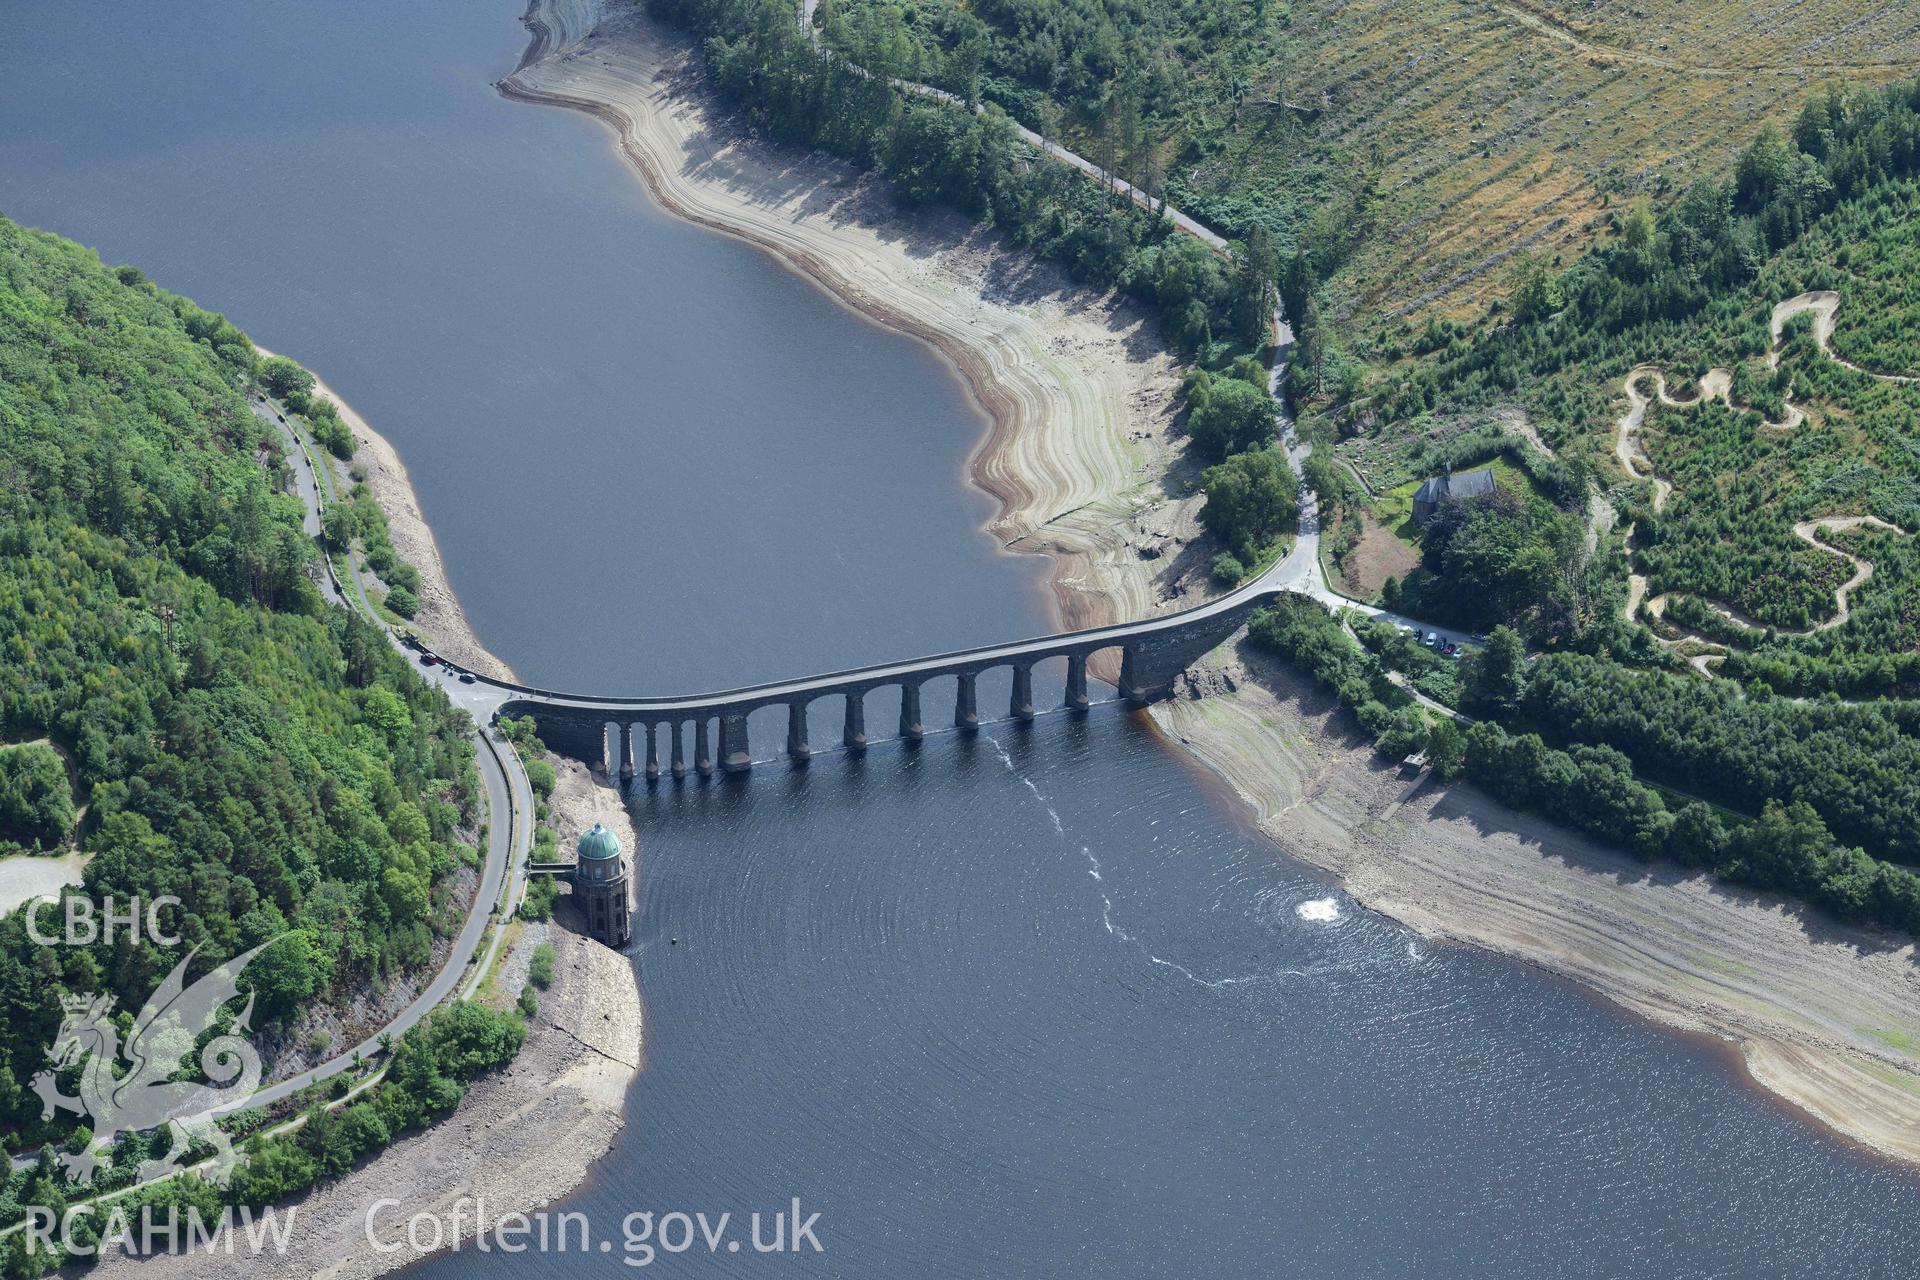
[{"left": 1411, "top": 466, "right": 1496, "bottom": 526}]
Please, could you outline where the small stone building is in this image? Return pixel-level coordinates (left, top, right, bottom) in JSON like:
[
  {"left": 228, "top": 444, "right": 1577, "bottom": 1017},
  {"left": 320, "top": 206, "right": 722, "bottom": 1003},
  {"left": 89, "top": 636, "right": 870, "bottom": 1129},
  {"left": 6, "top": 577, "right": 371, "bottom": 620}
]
[
  {"left": 571, "top": 822, "right": 631, "bottom": 948},
  {"left": 1411, "top": 466, "right": 1496, "bottom": 526}
]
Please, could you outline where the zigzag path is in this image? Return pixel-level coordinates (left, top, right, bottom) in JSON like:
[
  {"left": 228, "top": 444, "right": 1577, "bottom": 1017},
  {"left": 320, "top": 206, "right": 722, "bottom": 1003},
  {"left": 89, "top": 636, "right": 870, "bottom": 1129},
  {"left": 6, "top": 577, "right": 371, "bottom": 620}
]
[{"left": 1616, "top": 292, "right": 1914, "bottom": 668}]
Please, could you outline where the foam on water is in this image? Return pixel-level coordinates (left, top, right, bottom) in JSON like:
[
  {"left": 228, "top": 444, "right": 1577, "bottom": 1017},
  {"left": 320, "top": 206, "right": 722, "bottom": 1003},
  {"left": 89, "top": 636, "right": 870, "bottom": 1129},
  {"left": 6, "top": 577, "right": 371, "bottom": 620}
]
[{"left": 985, "top": 734, "right": 1294, "bottom": 991}]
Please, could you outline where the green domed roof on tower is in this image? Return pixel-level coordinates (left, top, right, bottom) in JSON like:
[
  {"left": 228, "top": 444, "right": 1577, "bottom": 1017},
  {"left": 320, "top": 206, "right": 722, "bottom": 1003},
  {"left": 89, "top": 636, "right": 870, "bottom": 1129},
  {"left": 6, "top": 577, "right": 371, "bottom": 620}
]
[{"left": 576, "top": 822, "right": 621, "bottom": 862}]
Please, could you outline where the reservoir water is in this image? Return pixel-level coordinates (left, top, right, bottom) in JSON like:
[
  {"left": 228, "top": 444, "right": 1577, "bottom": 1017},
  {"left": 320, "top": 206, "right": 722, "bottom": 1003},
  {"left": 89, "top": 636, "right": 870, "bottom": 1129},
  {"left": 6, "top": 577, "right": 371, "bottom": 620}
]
[
  {"left": 3, "top": 2, "right": 1917, "bottom": 1275},
  {"left": 0, "top": 0, "right": 1040, "bottom": 692}
]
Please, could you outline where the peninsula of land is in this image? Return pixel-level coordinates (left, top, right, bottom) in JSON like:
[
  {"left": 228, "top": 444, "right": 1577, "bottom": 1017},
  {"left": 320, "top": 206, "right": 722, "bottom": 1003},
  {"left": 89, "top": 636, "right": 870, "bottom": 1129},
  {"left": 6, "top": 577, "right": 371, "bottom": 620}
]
[{"left": 88, "top": 377, "right": 645, "bottom": 1280}]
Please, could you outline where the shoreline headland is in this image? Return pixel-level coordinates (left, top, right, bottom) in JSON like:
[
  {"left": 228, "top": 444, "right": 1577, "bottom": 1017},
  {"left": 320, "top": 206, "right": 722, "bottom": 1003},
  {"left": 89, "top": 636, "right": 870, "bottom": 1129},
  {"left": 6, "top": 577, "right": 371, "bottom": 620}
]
[
  {"left": 85, "top": 359, "right": 644, "bottom": 1275},
  {"left": 141, "top": 329, "right": 646, "bottom": 1275},
  {"left": 495, "top": 0, "right": 1920, "bottom": 1171}
]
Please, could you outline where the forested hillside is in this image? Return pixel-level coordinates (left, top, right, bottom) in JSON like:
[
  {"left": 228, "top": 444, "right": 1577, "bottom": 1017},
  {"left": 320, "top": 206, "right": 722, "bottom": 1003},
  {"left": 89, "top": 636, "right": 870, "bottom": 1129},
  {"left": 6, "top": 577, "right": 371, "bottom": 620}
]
[
  {"left": 653, "top": 0, "right": 1279, "bottom": 362},
  {"left": 0, "top": 217, "right": 480, "bottom": 1142},
  {"left": 1260, "top": 78, "right": 1920, "bottom": 935},
  {"left": 1362, "top": 82, "right": 1920, "bottom": 656}
]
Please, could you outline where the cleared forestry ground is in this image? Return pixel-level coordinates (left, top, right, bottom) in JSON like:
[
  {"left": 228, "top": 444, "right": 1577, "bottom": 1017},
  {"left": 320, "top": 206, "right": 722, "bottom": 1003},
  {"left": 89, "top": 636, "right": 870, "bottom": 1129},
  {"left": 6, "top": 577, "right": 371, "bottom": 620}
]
[
  {"left": 1260, "top": 0, "right": 1920, "bottom": 329},
  {"left": 828, "top": 0, "right": 1920, "bottom": 339}
]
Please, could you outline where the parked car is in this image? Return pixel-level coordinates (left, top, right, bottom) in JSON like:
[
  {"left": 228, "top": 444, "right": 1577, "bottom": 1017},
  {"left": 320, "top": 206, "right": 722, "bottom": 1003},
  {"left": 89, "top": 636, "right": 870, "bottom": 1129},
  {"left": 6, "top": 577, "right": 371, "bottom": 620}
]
[{"left": 418, "top": 653, "right": 439, "bottom": 666}]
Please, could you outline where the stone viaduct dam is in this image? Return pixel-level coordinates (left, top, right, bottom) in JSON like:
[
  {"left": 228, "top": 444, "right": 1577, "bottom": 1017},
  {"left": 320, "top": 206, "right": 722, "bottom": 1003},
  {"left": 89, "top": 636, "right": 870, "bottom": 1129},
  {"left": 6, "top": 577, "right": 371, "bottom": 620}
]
[{"left": 479, "top": 584, "right": 1288, "bottom": 780}]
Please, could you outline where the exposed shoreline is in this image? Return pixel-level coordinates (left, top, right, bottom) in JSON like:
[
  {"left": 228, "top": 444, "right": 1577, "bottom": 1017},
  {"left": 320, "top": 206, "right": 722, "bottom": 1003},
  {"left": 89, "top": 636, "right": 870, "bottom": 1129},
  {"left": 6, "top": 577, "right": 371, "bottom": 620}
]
[
  {"left": 1150, "top": 655, "right": 1920, "bottom": 1169},
  {"left": 498, "top": 0, "right": 1200, "bottom": 641},
  {"left": 168, "top": 9, "right": 1190, "bottom": 1268},
  {"left": 259, "top": 347, "right": 518, "bottom": 684},
  {"left": 89, "top": 375, "right": 645, "bottom": 1274},
  {"left": 500, "top": 0, "right": 1920, "bottom": 1171},
  {"left": 171, "top": 323, "right": 645, "bottom": 1273},
  {"left": 92, "top": 772, "right": 642, "bottom": 1280}
]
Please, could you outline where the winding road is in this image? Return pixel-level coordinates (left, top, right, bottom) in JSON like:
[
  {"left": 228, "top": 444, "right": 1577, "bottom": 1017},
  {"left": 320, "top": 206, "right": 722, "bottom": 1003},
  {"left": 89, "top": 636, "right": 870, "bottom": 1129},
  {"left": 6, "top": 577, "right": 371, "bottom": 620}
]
[
  {"left": 1771, "top": 290, "right": 1920, "bottom": 385},
  {"left": 247, "top": 391, "right": 532, "bottom": 1062},
  {"left": 4, "top": 392, "right": 534, "bottom": 1187},
  {"left": 802, "top": 0, "right": 1908, "bottom": 669}
]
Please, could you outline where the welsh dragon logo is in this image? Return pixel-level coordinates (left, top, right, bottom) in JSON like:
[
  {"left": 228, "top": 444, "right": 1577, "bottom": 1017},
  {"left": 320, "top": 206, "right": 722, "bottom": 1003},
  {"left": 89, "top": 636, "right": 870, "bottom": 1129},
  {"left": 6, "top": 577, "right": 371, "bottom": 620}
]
[{"left": 29, "top": 941, "right": 273, "bottom": 1188}]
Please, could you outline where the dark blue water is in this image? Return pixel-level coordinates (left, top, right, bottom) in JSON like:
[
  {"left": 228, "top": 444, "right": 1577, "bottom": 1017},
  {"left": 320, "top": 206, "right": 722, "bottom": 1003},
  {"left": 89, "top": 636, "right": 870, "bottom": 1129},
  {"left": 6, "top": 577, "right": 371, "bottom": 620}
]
[
  {"left": 584, "top": 712, "right": 1918, "bottom": 1278},
  {"left": 3, "top": 2, "right": 1916, "bottom": 1275},
  {"left": 0, "top": 0, "right": 1040, "bottom": 693}
]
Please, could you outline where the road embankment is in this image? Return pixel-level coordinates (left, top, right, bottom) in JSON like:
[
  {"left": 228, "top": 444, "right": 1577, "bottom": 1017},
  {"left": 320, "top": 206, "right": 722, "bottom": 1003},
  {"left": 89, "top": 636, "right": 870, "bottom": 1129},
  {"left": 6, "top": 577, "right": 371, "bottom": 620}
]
[
  {"left": 183, "top": 253, "right": 647, "bottom": 1277},
  {"left": 264, "top": 348, "right": 517, "bottom": 684},
  {"left": 91, "top": 763, "right": 641, "bottom": 1280}
]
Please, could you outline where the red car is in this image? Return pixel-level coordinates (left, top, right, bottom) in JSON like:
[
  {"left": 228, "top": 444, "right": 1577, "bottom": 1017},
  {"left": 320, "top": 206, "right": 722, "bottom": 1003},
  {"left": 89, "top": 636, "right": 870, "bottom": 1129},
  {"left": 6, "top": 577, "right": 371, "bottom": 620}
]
[{"left": 418, "top": 653, "right": 439, "bottom": 667}]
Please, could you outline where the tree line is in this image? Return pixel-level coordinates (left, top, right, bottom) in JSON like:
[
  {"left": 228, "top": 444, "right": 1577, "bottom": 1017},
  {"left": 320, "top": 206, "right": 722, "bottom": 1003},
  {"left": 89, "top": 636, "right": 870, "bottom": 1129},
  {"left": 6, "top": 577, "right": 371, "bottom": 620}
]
[
  {"left": 0, "top": 747, "right": 73, "bottom": 854},
  {"left": 651, "top": 0, "right": 1275, "bottom": 363},
  {"left": 1248, "top": 599, "right": 1920, "bottom": 938},
  {"left": 0, "top": 217, "right": 483, "bottom": 1147},
  {"left": 650, "top": 3, "right": 1920, "bottom": 935},
  {"left": 1520, "top": 654, "right": 1920, "bottom": 866},
  {"left": 1381, "top": 77, "right": 1920, "bottom": 435},
  {"left": 0, "top": 1001, "right": 524, "bottom": 1274}
]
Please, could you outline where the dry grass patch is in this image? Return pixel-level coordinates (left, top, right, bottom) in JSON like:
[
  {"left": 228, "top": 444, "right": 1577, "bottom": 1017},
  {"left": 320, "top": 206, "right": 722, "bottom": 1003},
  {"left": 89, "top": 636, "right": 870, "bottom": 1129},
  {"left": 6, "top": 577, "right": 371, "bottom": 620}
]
[{"left": 1338, "top": 512, "right": 1424, "bottom": 600}]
